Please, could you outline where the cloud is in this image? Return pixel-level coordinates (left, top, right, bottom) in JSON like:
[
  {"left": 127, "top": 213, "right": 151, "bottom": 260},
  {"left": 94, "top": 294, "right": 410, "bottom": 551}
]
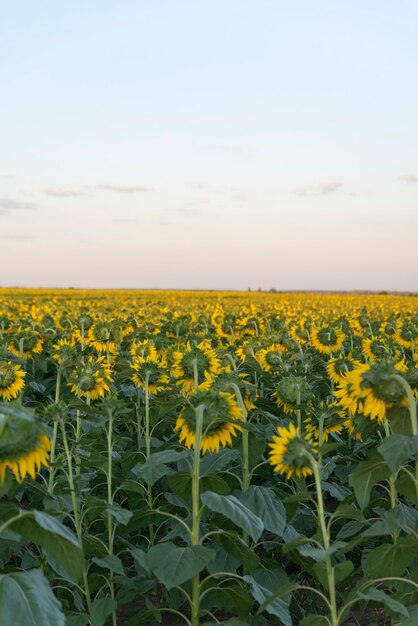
[
  {"left": 0, "top": 175, "right": 15, "bottom": 180},
  {"left": 96, "top": 184, "right": 154, "bottom": 193},
  {"left": 41, "top": 187, "right": 87, "bottom": 197},
  {"left": 400, "top": 175, "right": 418, "bottom": 183},
  {"left": 0, "top": 197, "right": 37, "bottom": 211},
  {"left": 292, "top": 181, "right": 343, "bottom": 197}
]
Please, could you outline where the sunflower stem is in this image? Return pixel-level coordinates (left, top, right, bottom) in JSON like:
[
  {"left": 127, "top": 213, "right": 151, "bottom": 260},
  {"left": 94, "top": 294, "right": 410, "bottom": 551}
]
[
  {"left": 48, "top": 366, "right": 62, "bottom": 495},
  {"left": 59, "top": 416, "right": 95, "bottom": 625},
  {"left": 144, "top": 371, "right": 154, "bottom": 543},
  {"left": 191, "top": 405, "right": 204, "bottom": 626},
  {"left": 229, "top": 382, "right": 250, "bottom": 543},
  {"left": 383, "top": 420, "right": 397, "bottom": 511},
  {"left": 310, "top": 457, "right": 338, "bottom": 626},
  {"left": 106, "top": 406, "right": 118, "bottom": 626}
]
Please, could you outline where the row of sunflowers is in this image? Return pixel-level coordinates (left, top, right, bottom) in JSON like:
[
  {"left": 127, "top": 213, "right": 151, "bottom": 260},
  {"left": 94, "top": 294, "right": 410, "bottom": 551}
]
[{"left": 1, "top": 289, "right": 418, "bottom": 626}]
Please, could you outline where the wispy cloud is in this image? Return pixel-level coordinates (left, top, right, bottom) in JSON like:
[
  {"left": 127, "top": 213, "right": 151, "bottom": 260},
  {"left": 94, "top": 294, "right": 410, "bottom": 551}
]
[
  {"left": 400, "top": 175, "right": 418, "bottom": 183},
  {"left": 292, "top": 180, "right": 343, "bottom": 197},
  {"left": 41, "top": 187, "right": 87, "bottom": 197},
  {"left": 96, "top": 184, "right": 154, "bottom": 193},
  {"left": 0, "top": 197, "right": 37, "bottom": 211}
]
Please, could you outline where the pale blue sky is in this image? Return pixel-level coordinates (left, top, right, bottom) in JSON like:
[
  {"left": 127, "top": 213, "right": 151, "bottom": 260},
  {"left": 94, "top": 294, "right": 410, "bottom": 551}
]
[{"left": 0, "top": 0, "right": 417, "bottom": 290}]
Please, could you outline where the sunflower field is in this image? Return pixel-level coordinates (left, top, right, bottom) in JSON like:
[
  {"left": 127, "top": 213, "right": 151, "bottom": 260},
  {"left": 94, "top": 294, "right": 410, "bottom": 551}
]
[{"left": 1, "top": 288, "right": 418, "bottom": 626}]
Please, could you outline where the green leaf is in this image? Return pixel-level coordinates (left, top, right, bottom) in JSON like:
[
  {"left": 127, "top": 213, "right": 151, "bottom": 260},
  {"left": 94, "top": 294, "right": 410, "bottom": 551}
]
[
  {"left": 313, "top": 560, "right": 354, "bottom": 589},
  {"left": 245, "top": 572, "right": 293, "bottom": 626},
  {"left": 147, "top": 542, "right": 215, "bottom": 590},
  {"left": 378, "top": 434, "right": 418, "bottom": 473},
  {"left": 10, "top": 511, "right": 83, "bottom": 582},
  {"left": 239, "top": 486, "right": 286, "bottom": 536},
  {"left": 396, "top": 472, "right": 418, "bottom": 505},
  {"left": 133, "top": 450, "right": 190, "bottom": 485},
  {"left": 92, "top": 555, "right": 125, "bottom": 576},
  {"left": 358, "top": 587, "right": 409, "bottom": 617},
  {"left": 300, "top": 541, "right": 346, "bottom": 563},
  {"left": 201, "top": 583, "right": 254, "bottom": 617},
  {"left": 90, "top": 598, "right": 117, "bottom": 626},
  {"left": 215, "top": 533, "right": 260, "bottom": 570},
  {"left": 168, "top": 472, "right": 192, "bottom": 507},
  {"left": 201, "top": 474, "right": 231, "bottom": 495},
  {"left": 351, "top": 457, "right": 391, "bottom": 509},
  {"left": 332, "top": 503, "right": 365, "bottom": 522},
  {"left": 366, "top": 535, "right": 417, "bottom": 577},
  {"left": 201, "top": 492, "right": 264, "bottom": 541},
  {"left": 300, "top": 616, "right": 329, "bottom": 626},
  {"left": 130, "top": 547, "right": 151, "bottom": 574},
  {"left": 0, "top": 569, "right": 65, "bottom": 626},
  {"left": 105, "top": 504, "right": 133, "bottom": 526}
]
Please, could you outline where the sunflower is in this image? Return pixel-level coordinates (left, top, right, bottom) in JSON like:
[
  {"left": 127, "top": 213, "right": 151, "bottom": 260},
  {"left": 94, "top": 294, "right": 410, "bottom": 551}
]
[
  {"left": 8, "top": 330, "right": 43, "bottom": 360},
  {"left": 171, "top": 340, "right": 222, "bottom": 394},
  {"left": 87, "top": 322, "right": 117, "bottom": 353},
  {"left": 326, "top": 357, "right": 361, "bottom": 385},
  {"left": 0, "top": 404, "right": 50, "bottom": 483},
  {"left": 68, "top": 356, "right": 113, "bottom": 400},
  {"left": 304, "top": 401, "right": 345, "bottom": 443},
  {"left": 131, "top": 353, "right": 170, "bottom": 394},
  {"left": 175, "top": 389, "right": 243, "bottom": 454},
  {"left": 311, "top": 325, "right": 345, "bottom": 355},
  {"left": 273, "top": 376, "right": 313, "bottom": 415},
  {"left": 268, "top": 422, "right": 318, "bottom": 479},
  {"left": 256, "top": 344, "right": 286, "bottom": 373},
  {"left": 334, "top": 361, "right": 408, "bottom": 424},
  {"left": 129, "top": 339, "right": 158, "bottom": 361},
  {"left": 0, "top": 361, "right": 26, "bottom": 401},
  {"left": 52, "top": 337, "right": 77, "bottom": 367},
  {"left": 361, "top": 337, "right": 397, "bottom": 363}
]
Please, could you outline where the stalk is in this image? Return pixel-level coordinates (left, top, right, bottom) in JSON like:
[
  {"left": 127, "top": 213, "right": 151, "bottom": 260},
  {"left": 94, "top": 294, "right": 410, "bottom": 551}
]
[
  {"left": 48, "top": 366, "right": 62, "bottom": 495},
  {"left": 310, "top": 457, "right": 338, "bottom": 626},
  {"left": 59, "top": 416, "right": 95, "bottom": 625},
  {"left": 191, "top": 405, "right": 204, "bottom": 626},
  {"left": 106, "top": 407, "right": 117, "bottom": 626},
  {"left": 144, "top": 371, "right": 154, "bottom": 543}
]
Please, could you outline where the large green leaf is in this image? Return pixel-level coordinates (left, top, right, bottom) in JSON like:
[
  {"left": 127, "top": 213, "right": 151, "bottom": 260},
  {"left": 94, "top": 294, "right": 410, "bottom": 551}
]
[
  {"left": 239, "top": 486, "right": 286, "bottom": 536},
  {"left": 201, "top": 492, "right": 264, "bottom": 541},
  {"left": 365, "top": 535, "right": 417, "bottom": 577},
  {"left": 313, "top": 560, "right": 354, "bottom": 589},
  {"left": 351, "top": 457, "right": 391, "bottom": 509},
  {"left": 245, "top": 569, "right": 293, "bottom": 626},
  {"left": 10, "top": 511, "right": 83, "bottom": 582},
  {"left": 378, "top": 434, "right": 418, "bottom": 473},
  {"left": 215, "top": 533, "right": 260, "bottom": 570},
  {"left": 0, "top": 569, "right": 65, "bottom": 626},
  {"left": 133, "top": 450, "right": 190, "bottom": 485},
  {"left": 358, "top": 587, "right": 409, "bottom": 617},
  {"left": 147, "top": 542, "right": 215, "bottom": 590},
  {"left": 90, "top": 598, "right": 117, "bottom": 626}
]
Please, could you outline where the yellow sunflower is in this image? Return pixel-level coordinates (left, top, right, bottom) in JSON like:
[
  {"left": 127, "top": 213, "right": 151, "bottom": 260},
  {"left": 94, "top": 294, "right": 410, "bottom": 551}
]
[
  {"left": 131, "top": 353, "right": 170, "bottom": 394},
  {"left": 304, "top": 401, "right": 345, "bottom": 443},
  {"left": 175, "top": 390, "right": 243, "bottom": 454},
  {"left": 334, "top": 361, "right": 408, "bottom": 424},
  {"left": 311, "top": 325, "right": 345, "bottom": 355},
  {"left": 8, "top": 330, "right": 43, "bottom": 360},
  {"left": 326, "top": 357, "right": 361, "bottom": 385},
  {"left": 256, "top": 344, "right": 286, "bottom": 373},
  {"left": 171, "top": 340, "right": 222, "bottom": 394},
  {"left": 0, "top": 404, "right": 50, "bottom": 484},
  {"left": 68, "top": 356, "right": 113, "bottom": 400},
  {"left": 268, "top": 422, "right": 318, "bottom": 479},
  {"left": 0, "top": 361, "right": 26, "bottom": 401}
]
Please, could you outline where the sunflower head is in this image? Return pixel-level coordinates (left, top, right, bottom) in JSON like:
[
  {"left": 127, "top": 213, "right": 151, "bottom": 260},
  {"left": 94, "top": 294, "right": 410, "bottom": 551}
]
[
  {"left": 0, "top": 361, "right": 26, "bottom": 401},
  {"left": 304, "top": 401, "right": 345, "bottom": 443},
  {"left": 175, "top": 389, "right": 243, "bottom": 454},
  {"left": 131, "top": 354, "right": 170, "bottom": 394},
  {"left": 0, "top": 403, "right": 50, "bottom": 484},
  {"left": 269, "top": 422, "right": 318, "bottom": 479},
  {"left": 274, "top": 376, "right": 313, "bottom": 414},
  {"left": 311, "top": 325, "right": 345, "bottom": 355}
]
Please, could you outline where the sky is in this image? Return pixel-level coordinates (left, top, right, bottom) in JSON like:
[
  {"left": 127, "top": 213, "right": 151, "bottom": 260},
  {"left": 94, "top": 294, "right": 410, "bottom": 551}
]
[{"left": 0, "top": 0, "right": 417, "bottom": 291}]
